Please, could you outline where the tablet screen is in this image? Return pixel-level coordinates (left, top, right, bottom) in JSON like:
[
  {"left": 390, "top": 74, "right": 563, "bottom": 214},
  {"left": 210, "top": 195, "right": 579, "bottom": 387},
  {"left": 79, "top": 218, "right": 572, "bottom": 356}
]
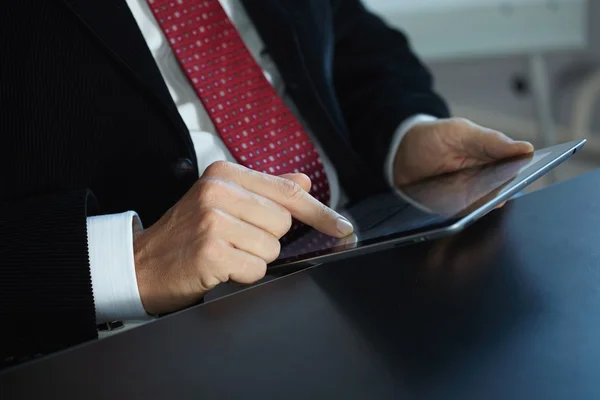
[{"left": 270, "top": 146, "right": 558, "bottom": 267}]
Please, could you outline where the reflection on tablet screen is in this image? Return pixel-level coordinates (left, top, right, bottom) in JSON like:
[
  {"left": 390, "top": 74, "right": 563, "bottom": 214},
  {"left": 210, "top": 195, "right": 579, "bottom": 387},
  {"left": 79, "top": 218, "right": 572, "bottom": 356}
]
[{"left": 276, "top": 152, "right": 546, "bottom": 263}]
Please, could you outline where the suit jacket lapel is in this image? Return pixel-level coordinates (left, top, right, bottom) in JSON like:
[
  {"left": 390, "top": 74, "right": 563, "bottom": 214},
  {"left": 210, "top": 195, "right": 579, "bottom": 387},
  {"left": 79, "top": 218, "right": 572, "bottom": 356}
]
[
  {"left": 59, "top": 0, "right": 376, "bottom": 200},
  {"left": 59, "top": 0, "right": 194, "bottom": 154}
]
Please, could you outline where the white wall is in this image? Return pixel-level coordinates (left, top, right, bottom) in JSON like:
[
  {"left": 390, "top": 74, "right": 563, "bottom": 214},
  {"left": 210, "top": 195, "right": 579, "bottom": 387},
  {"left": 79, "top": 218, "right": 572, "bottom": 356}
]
[
  {"left": 366, "top": 0, "right": 599, "bottom": 144},
  {"left": 431, "top": 2, "right": 599, "bottom": 143}
]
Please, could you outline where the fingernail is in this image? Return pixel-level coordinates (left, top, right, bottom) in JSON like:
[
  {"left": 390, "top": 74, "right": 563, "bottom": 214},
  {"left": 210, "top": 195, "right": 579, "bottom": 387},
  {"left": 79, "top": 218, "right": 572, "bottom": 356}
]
[{"left": 336, "top": 218, "right": 354, "bottom": 236}]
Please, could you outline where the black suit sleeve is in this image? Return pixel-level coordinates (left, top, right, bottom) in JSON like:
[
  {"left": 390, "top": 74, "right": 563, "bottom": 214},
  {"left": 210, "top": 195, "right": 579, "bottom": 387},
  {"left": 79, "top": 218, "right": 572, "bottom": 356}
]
[
  {"left": 332, "top": 0, "right": 451, "bottom": 174},
  {"left": 0, "top": 190, "right": 99, "bottom": 368}
]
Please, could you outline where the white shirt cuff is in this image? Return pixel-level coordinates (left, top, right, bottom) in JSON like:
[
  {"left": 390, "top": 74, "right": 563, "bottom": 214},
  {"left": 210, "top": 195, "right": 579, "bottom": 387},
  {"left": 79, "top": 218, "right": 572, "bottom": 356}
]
[
  {"left": 87, "top": 212, "right": 150, "bottom": 324},
  {"left": 384, "top": 114, "right": 438, "bottom": 188}
]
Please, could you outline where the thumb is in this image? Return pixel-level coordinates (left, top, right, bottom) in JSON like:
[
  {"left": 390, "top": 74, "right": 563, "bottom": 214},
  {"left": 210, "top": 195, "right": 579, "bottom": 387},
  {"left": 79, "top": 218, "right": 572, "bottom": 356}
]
[
  {"left": 466, "top": 129, "right": 534, "bottom": 161},
  {"left": 279, "top": 173, "right": 312, "bottom": 192}
]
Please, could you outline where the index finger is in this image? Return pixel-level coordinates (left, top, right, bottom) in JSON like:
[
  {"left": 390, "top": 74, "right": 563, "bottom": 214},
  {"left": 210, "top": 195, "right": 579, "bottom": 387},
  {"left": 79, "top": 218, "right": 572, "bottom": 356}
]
[{"left": 213, "top": 163, "right": 353, "bottom": 238}]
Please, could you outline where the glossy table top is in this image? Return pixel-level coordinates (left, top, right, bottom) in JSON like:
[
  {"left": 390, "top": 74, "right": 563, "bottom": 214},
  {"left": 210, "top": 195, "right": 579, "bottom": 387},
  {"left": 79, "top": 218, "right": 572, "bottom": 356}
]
[{"left": 3, "top": 170, "right": 600, "bottom": 399}]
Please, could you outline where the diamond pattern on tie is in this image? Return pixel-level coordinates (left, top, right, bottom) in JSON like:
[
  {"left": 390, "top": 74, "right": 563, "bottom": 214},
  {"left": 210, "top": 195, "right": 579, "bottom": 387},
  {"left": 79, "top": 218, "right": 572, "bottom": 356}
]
[{"left": 147, "top": 0, "right": 330, "bottom": 205}]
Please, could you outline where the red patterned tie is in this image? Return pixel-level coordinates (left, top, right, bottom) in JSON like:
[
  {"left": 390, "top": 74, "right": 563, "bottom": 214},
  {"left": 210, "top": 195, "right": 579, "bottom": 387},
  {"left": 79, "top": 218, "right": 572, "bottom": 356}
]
[{"left": 147, "top": 0, "right": 330, "bottom": 205}]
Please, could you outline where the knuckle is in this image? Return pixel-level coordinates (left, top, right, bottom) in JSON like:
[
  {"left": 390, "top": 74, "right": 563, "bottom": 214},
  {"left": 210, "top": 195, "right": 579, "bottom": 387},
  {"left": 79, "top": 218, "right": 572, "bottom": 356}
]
[
  {"left": 199, "top": 207, "right": 226, "bottom": 234},
  {"left": 264, "top": 236, "right": 281, "bottom": 263},
  {"left": 279, "top": 179, "right": 304, "bottom": 202},
  {"left": 204, "top": 160, "right": 232, "bottom": 177},
  {"left": 449, "top": 117, "right": 471, "bottom": 127},
  {"left": 283, "top": 213, "right": 293, "bottom": 234},
  {"left": 247, "top": 258, "right": 267, "bottom": 282},
  {"left": 274, "top": 210, "right": 293, "bottom": 238},
  {"left": 196, "top": 178, "right": 227, "bottom": 204},
  {"left": 257, "top": 260, "right": 268, "bottom": 279}
]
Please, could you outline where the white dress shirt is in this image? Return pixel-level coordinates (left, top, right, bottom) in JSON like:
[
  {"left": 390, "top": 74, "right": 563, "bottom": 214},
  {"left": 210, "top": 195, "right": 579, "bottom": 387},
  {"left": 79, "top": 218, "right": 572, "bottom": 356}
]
[{"left": 87, "top": 0, "right": 437, "bottom": 324}]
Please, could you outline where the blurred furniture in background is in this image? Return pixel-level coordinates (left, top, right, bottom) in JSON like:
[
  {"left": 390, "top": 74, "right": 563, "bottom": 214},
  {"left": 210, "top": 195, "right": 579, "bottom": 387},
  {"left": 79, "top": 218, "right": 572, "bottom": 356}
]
[{"left": 364, "top": 0, "right": 589, "bottom": 149}]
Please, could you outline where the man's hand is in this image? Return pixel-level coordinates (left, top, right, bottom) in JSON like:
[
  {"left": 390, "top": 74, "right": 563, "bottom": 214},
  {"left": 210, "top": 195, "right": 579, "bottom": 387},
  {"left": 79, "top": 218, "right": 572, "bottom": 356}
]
[
  {"left": 393, "top": 118, "right": 534, "bottom": 186},
  {"left": 133, "top": 161, "right": 353, "bottom": 315}
]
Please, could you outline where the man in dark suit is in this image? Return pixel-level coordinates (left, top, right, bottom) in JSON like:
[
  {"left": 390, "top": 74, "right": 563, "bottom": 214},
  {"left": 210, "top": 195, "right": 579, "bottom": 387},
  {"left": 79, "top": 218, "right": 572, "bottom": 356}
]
[{"left": 0, "top": 0, "right": 533, "bottom": 367}]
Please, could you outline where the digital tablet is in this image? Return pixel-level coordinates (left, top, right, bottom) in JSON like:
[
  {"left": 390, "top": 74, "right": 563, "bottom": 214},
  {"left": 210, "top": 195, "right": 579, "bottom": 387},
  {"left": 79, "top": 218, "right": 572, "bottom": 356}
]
[{"left": 269, "top": 139, "right": 586, "bottom": 272}]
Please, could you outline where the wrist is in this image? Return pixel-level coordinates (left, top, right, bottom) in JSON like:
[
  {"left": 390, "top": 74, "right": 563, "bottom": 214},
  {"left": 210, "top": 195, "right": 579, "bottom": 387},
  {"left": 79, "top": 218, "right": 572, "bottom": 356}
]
[
  {"left": 387, "top": 115, "right": 438, "bottom": 188},
  {"left": 133, "top": 228, "right": 158, "bottom": 316},
  {"left": 393, "top": 126, "right": 419, "bottom": 186}
]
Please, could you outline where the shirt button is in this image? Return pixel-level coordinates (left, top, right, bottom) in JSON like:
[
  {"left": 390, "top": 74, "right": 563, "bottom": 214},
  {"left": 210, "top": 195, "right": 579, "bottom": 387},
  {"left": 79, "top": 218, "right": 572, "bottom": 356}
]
[{"left": 172, "top": 158, "right": 195, "bottom": 179}]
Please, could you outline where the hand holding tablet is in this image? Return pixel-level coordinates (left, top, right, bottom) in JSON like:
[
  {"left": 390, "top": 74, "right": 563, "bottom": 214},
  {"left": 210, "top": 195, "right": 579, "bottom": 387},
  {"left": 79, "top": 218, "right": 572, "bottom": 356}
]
[{"left": 270, "top": 140, "right": 586, "bottom": 273}]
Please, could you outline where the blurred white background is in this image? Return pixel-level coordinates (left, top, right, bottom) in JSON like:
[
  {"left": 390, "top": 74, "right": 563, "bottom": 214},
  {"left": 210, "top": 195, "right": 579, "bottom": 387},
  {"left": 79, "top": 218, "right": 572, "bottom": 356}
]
[{"left": 365, "top": 0, "right": 596, "bottom": 191}]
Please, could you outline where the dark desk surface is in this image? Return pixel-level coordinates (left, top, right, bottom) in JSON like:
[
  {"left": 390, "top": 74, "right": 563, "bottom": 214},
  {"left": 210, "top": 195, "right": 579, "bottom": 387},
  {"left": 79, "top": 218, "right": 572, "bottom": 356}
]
[{"left": 3, "top": 170, "right": 600, "bottom": 399}]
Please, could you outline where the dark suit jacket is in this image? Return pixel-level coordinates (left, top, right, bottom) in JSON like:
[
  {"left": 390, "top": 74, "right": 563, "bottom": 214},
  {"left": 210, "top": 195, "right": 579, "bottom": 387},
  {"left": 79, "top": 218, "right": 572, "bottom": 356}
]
[{"left": 0, "top": 0, "right": 449, "bottom": 367}]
